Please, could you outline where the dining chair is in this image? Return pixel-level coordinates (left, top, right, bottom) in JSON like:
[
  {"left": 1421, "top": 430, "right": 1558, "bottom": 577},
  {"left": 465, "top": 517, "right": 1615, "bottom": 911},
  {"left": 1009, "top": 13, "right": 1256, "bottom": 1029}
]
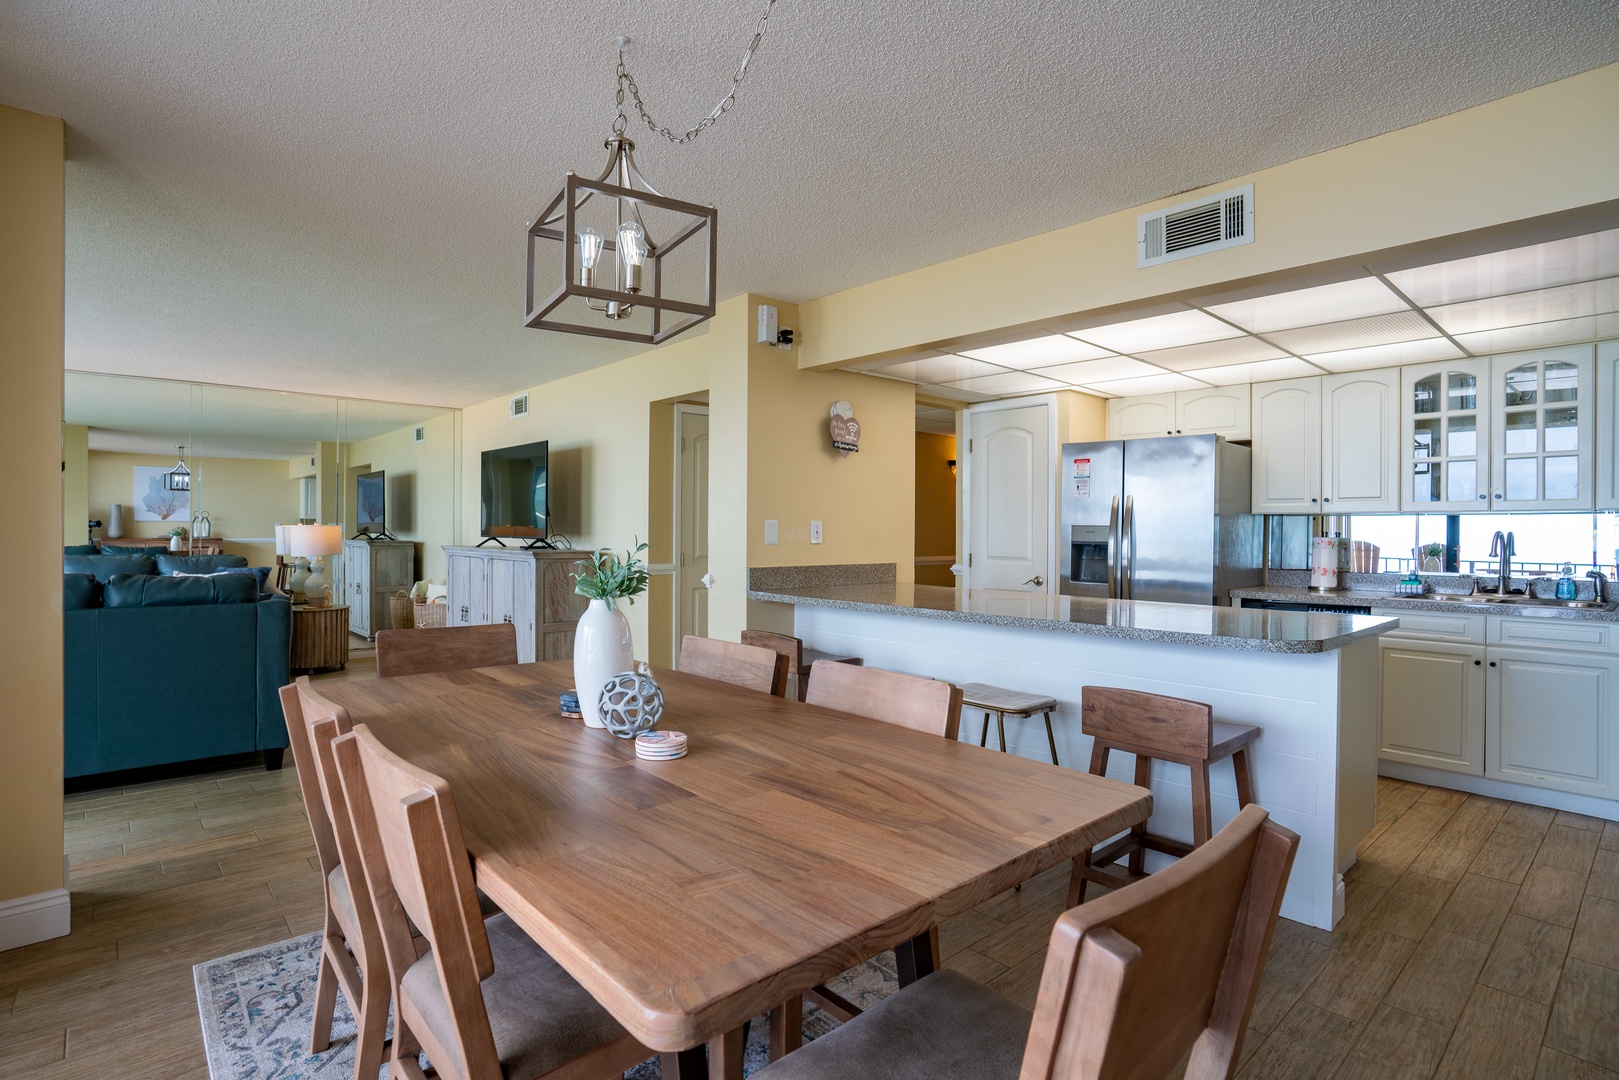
[
  {"left": 375, "top": 622, "right": 520, "bottom": 678},
  {"left": 679, "top": 633, "right": 788, "bottom": 696},
  {"left": 331, "top": 722, "right": 654, "bottom": 1080},
  {"left": 803, "top": 660, "right": 963, "bottom": 740},
  {"left": 751, "top": 803, "right": 1298, "bottom": 1080},
  {"left": 739, "top": 629, "right": 863, "bottom": 703},
  {"left": 280, "top": 679, "right": 390, "bottom": 1079}
]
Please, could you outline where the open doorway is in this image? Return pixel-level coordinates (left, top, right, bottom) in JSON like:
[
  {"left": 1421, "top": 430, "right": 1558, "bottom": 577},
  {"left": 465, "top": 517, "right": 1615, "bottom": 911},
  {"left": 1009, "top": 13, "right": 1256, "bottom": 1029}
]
[
  {"left": 646, "top": 397, "right": 709, "bottom": 667},
  {"left": 915, "top": 401, "right": 960, "bottom": 587}
]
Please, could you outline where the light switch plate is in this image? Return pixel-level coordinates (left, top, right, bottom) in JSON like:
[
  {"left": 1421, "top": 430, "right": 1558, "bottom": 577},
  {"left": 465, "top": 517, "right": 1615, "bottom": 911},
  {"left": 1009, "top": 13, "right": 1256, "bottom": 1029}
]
[
  {"left": 764, "top": 519, "right": 778, "bottom": 545},
  {"left": 810, "top": 520, "right": 823, "bottom": 544}
]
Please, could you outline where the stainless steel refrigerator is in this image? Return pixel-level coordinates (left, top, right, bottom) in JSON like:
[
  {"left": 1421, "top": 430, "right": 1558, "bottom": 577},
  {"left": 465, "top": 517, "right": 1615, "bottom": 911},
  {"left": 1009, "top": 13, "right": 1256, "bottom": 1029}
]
[{"left": 1060, "top": 434, "right": 1262, "bottom": 605}]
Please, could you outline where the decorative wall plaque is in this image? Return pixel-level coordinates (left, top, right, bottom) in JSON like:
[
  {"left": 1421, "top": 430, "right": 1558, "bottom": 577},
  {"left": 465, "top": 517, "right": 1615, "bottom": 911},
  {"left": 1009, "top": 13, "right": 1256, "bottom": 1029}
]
[{"left": 829, "top": 400, "right": 861, "bottom": 457}]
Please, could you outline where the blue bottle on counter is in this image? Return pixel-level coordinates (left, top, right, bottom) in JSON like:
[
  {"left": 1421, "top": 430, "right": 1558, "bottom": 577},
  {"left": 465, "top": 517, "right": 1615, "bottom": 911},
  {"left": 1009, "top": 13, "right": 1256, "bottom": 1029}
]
[{"left": 1557, "top": 563, "right": 1577, "bottom": 600}]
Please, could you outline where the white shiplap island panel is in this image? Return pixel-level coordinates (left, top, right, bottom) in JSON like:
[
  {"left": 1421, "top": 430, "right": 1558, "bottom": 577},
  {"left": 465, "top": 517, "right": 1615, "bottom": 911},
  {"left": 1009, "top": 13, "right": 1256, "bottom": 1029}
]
[{"left": 749, "top": 583, "right": 1399, "bottom": 930}]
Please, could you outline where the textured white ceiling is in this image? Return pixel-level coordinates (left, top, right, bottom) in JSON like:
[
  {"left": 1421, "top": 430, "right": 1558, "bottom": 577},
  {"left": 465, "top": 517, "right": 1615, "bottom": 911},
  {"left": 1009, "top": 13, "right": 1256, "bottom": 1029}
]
[{"left": 4, "top": 1, "right": 1617, "bottom": 407}]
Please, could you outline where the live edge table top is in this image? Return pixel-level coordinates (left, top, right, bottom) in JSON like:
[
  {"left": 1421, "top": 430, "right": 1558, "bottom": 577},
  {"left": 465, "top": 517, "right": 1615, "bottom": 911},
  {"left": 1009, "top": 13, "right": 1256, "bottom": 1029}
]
[{"left": 319, "top": 660, "right": 1151, "bottom": 1055}]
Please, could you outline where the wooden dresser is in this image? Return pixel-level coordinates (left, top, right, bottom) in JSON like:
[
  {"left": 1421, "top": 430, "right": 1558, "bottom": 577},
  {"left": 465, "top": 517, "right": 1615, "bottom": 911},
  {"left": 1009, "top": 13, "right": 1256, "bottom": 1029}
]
[
  {"left": 443, "top": 546, "right": 587, "bottom": 663},
  {"left": 96, "top": 537, "right": 224, "bottom": 555},
  {"left": 342, "top": 538, "right": 415, "bottom": 640}
]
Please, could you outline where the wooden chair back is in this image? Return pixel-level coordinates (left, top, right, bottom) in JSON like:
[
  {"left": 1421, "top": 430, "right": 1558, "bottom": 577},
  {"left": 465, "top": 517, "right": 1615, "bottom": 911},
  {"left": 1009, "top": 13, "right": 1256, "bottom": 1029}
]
[
  {"left": 804, "top": 661, "right": 963, "bottom": 740},
  {"left": 294, "top": 680, "right": 376, "bottom": 942},
  {"left": 679, "top": 634, "right": 788, "bottom": 697},
  {"left": 333, "top": 724, "right": 500, "bottom": 1079},
  {"left": 1019, "top": 803, "right": 1298, "bottom": 1080},
  {"left": 279, "top": 682, "right": 339, "bottom": 878},
  {"left": 375, "top": 623, "right": 520, "bottom": 679},
  {"left": 738, "top": 630, "right": 803, "bottom": 684},
  {"left": 1081, "top": 685, "right": 1215, "bottom": 760}
]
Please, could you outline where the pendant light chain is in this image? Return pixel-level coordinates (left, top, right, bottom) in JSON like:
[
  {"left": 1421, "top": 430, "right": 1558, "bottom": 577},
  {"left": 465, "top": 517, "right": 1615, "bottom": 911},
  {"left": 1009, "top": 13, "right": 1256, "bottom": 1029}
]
[{"left": 614, "top": 0, "right": 779, "bottom": 145}]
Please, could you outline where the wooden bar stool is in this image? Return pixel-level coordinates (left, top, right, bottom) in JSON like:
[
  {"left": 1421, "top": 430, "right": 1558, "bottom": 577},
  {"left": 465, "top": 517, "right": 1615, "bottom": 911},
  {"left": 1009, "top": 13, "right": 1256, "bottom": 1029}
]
[
  {"left": 740, "top": 630, "right": 863, "bottom": 702},
  {"left": 959, "top": 682, "right": 1061, "bottom": 765},
  {"left": 1070, "top": 685, "right": 1258, "bottom": 906}
]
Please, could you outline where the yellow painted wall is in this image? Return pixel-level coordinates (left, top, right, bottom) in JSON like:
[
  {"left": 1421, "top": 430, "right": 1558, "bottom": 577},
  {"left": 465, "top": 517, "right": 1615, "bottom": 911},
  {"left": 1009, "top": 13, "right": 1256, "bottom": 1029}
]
[
  {"left": 346, "top": 411, "right": 460, "bottom": 583},
  {"left": 2, "top": 104, "right": 66, "bottom": 918},
  {"left": 62, "top": 424, "right": 88, "bottom": 546},
  {"left": 915, "top": 432, "right": 957, "bottom": 587},
  {"left": 745, "top": 296, "right": 916, "bottom": 579},
  {"left": 459, "top": 326, "right": 712, "bottom": 656},
  {"left": 88, "top": 451, "right": 300, "bottom": 567},
  {"left": 797, "top": 63, "right": 1619, "bottom": 370}
]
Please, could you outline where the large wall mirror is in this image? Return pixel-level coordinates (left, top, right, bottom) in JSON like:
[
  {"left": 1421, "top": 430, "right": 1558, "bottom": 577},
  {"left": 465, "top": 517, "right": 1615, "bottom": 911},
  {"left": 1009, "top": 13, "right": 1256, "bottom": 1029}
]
[{"left": 64, "top": 372, "right": 461, "bottom": 606}]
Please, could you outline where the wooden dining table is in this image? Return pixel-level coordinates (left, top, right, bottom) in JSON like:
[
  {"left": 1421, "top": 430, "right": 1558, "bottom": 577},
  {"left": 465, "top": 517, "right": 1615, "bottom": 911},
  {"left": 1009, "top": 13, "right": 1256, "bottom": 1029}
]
[{"left": 320, "top": 659, "right": 1152, "bottom": 1079}]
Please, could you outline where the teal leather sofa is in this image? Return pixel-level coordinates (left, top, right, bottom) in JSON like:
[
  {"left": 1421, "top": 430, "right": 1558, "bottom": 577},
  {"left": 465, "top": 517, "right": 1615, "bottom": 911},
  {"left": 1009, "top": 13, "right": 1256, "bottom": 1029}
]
[{"left": 64, "top": 571, "right": 292, "bottom": 779}]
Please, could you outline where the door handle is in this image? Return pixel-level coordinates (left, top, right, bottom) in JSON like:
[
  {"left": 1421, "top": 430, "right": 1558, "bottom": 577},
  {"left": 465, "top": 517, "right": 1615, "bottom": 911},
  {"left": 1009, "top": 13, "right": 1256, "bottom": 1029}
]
[
  {"left": 1106, "top": 495, "right": 1119, "bottom": 599},
  {"left": 1023, "top": 576, "right": 1044, "bottom": 587},
  {"left": 1121, "top": 495, "right": 1135, "bottom": 601}
]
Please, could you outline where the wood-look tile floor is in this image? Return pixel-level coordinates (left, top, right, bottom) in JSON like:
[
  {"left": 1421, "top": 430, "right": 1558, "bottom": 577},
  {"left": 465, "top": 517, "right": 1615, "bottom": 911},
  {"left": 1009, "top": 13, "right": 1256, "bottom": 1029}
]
[{"left": 7, "top": 668, "right": 1617, "bottom": 1078}]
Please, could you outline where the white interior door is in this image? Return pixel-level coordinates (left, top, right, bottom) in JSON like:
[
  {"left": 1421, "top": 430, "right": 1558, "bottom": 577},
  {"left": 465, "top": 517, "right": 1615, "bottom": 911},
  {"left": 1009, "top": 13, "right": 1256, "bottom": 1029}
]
[
  {"left": 676, "top": 408, "right": 710, "bottom": 661},
  {"left": 967, "top": 402, "right": 1051, "bottom": 592}
]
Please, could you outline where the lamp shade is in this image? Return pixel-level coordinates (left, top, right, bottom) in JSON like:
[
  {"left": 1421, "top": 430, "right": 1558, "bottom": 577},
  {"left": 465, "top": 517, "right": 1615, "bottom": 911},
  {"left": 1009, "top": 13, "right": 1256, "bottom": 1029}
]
[{"left": 287, "top": 524, "right": 343, "bottom": 559}]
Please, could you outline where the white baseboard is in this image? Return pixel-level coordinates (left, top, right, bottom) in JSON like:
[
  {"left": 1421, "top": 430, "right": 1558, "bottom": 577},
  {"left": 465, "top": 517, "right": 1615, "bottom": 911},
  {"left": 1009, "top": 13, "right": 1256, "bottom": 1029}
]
[
  {"left": 1379, "top": 762, "right": 1619, "bottom": 822},
  {"left": 0, "top": 887, "right": 71, "bottom": 952}
]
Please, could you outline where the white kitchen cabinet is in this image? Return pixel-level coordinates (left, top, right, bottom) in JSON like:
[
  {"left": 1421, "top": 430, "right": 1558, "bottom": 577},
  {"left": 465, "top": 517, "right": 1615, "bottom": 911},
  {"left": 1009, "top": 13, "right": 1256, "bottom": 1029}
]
[
  {"left": 1592, "top": 339, "right": 1619, "bottom": 508},
  {"left": 1488, "top": 645, "right": 1617, "bottom": 799},
  {"left": 1402, "top": 358, "right": 1491, "bottom": 511},
  {"left": 1251, "top": 378, "right": 1320, "bottom": 512},
  {"left": 444, "top": 546, "right": 586, "bottom": 663},
  {"left": 1379, "top": 639, "right": 1486, "bottom": 775},
  {"left": 1322, "top": 369, "right": 1401, "bottom": 513},
  {"left": 1106, "top": 386, "right": 1250, "bottom": 441}
]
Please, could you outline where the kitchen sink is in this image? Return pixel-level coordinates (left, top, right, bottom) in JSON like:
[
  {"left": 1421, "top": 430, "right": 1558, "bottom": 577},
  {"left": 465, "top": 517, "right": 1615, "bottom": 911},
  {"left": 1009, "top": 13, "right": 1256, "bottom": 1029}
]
[{"left": 1378, "top": 594, "right": 1618, "bottom": 611}]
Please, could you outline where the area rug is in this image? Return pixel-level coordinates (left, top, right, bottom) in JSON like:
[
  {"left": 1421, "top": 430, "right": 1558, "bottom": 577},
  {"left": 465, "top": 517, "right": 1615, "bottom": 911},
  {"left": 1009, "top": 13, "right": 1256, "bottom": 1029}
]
[{"left": 195, "top": 933, "right": 897, "bottom": 1079}]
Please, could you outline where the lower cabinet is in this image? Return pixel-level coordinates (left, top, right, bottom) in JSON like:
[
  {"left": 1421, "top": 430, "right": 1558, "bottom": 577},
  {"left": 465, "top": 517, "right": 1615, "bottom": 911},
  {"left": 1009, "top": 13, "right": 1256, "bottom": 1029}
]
[
  {"left": 1376, "top": 608, "right": 1619, "bottom": 799},
  {"left": 444, "top": 546, "right": 587, "bottom": 663}
]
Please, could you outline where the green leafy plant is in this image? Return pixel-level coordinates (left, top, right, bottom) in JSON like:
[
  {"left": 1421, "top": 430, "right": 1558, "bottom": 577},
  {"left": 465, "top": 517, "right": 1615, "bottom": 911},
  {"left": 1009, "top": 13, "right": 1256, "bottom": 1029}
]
[
  {"left": 168, "top": 525, "right": 189, "bottom": 538},
  {"left": 1423, "top": 542, "right": 1445, "bottom": 559},
  {"left": 574, "top": 540, "right": 651, "bottom": 604}
]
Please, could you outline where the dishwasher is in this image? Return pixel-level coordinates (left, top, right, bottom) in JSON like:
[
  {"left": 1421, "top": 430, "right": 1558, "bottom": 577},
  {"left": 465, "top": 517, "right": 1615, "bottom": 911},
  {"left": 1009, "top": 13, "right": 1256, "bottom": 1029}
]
[{"left": 1238, "top": 598, "right": 1373, "bottom": 615}]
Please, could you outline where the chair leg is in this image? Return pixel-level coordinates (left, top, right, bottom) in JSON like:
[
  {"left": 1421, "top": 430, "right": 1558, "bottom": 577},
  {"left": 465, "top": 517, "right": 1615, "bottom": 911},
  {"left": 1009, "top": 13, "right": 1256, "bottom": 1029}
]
[
  {"left": 1191, "top": 761, "right": 1213, "bottom": 847},
  {"left": 995, "top": 711, "right": 1007, "bottom": 753},
  {"left": 979, "top": 710, "right": 991, "bottom": 747},
  {"left": 1233, "top": 747, "right": 1255, "bottom": 807},
  {"left": 310, "top": 939, "right": 340, "bottom": 1053},
  {"left": 354, "top": 977, "right": 390, "bottom": 1080},
  {"left": 1128, "top": 753, "right": 1151, "bottom": 876},
  {"left": 1042, "top": 710, "right": 1059, "bottom": 766}
]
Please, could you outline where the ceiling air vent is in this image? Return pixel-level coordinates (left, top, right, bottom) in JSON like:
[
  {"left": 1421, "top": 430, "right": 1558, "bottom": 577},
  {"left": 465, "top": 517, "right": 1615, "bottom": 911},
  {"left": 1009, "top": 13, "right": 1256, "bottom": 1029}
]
[
  {"left": 509, "top": 392, "right": 529, "bottom": 419},
  {"left": 1138, "top": 183, "right": 1254, "bottom": 268}
]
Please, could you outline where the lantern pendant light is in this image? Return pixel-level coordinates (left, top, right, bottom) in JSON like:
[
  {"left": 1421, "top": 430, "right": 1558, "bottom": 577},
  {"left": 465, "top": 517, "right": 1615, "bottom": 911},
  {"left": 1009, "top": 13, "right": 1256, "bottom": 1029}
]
[{"left": 164, "top": 445, "right": 192, "bottom": 492}]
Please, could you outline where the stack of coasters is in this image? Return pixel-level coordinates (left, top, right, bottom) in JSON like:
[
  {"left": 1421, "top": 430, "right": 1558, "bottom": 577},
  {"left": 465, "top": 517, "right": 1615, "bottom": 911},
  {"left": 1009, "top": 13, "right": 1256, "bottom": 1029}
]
[
  {"left": 634, "top": 730, "right": 687, "bottom": 760},
  {"left": 559, "top": 690, "right": 583, "bottom": 720}
]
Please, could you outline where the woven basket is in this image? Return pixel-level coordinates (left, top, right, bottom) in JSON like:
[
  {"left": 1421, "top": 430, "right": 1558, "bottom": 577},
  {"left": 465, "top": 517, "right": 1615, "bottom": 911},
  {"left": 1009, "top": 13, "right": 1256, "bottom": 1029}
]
[
  {"left": 388, "top": 591, "right": 414, "bottom": 631},
  {"left": 413, "top": 599, "right": 447, "bottom": 629}
]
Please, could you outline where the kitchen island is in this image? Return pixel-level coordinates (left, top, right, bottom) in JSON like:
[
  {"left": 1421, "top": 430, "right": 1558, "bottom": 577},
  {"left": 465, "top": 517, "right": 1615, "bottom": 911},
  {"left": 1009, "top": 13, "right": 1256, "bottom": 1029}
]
[{"left": 748, "top": 578, "right": 1400, "bottom": 929}]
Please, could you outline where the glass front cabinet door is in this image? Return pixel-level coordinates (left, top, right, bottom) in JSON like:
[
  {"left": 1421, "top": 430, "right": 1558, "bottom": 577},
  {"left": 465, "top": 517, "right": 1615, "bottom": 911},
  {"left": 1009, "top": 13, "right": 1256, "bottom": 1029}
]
[
  {"left": 1487, "top": 345, "right": 1594, "bottom": 510},
  {"left": 1403, "top": 358, "right": 1491, "bottom": 512}
]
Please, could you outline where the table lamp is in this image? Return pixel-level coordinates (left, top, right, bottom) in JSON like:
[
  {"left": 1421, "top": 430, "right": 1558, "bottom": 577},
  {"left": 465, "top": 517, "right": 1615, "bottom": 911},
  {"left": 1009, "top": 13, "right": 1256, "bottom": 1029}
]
[{"left": 288, "top": 524, "right": 343, "bottom": 607}]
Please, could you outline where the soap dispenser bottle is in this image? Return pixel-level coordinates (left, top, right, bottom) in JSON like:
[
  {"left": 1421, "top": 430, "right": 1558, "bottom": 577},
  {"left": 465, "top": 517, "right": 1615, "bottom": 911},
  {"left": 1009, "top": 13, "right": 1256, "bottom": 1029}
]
[{"left": 1557, "top": 563, "right": 1577, "bottom": 600}]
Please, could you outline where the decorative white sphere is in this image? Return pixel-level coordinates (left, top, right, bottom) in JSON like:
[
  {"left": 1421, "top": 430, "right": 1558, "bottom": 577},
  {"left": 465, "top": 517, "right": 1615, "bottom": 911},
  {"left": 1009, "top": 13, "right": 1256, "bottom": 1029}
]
[{"left": 598, "top": 668, "right": 665, "bottom": 738}]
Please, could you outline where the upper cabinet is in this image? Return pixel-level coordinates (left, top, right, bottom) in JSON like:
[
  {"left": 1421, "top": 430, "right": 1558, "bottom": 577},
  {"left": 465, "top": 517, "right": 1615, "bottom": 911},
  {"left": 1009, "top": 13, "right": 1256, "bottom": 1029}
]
[
  {"left": 1106, "top": 386, "right": 1250, "bottom": 441},
  {"left": 1251, "top": 370, "right": 1399, "bottom": 514},
  {"left": 1403, "top": 346, "right": 1594, "bottom": 512},
  {"left": 1596, "top": 340, "right": 1619, "bottom": 509}
]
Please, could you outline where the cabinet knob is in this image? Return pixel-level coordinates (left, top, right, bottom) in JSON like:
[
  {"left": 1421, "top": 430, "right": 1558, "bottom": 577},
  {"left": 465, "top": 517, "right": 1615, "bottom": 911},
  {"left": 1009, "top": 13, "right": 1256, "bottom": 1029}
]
[
  {"left": 1474, "top": 660, "right": 1482, "bottom": 666},
  {"left": 1310, "top": 498, "right": 1318, "bottom": 503},
  {"left": 1479, "top": 494, "right": 1487, "bottom": 500},
  {"left": 1323, "top": 498, "right": 1331, "bottom": 503},
  {"left": 1494, "top": 493, "right": 1503, "bottom": 499},
  {"left": 1489, "top": 661, "right": 1497, "bottom": 667}
]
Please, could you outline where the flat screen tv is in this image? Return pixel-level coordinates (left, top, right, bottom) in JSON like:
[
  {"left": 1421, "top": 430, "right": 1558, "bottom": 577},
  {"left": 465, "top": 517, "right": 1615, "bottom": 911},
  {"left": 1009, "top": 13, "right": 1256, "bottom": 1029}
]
[
  {"left": 356, "top": 471, "right": 386, "bottom": 535},
  {"left": 481, "top": 441, "right": 549, "bottom": 543}
]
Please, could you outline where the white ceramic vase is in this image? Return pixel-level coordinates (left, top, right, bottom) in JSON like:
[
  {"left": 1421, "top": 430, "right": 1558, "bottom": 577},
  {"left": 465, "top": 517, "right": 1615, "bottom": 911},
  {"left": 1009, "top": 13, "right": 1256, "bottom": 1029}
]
[
  {"left": 573, "top": 597, "right": 634, "bottom": 728},
  {"left": 107, "top": 504, "right": 124, "bottom": 540},
  {"left": 169, "top": 535, "right": 184, "bottom": 552}
]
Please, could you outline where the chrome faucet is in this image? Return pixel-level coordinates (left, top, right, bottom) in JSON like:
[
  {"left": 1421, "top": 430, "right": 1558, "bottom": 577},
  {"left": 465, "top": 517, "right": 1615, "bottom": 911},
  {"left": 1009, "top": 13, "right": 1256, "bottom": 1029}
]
[
  {"left": 1489, "top": 531, "right": 1516, "bottom": 595},
  {"left": 1588, "top": 569, "right": 1610, "bottom": 603}
]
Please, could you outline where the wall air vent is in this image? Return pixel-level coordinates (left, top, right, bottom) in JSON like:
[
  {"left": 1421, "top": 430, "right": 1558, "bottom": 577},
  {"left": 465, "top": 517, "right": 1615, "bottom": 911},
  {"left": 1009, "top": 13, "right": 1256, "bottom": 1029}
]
[
  {"left": 1138, "top": 183, "right": 1254, "bottom": 268},
  {"left": 509, "top": 393, "right": 529, "bottom": 419},
  {"left": 413, "top": 424, "right": 426, "bottom": 443}
]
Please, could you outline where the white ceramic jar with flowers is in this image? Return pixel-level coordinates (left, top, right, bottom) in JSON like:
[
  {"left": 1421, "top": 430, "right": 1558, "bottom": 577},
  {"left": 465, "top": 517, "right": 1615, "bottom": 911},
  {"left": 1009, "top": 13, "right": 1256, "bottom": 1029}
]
[{"left": 572, "top": 540, "right": 649, "bottom": 728}]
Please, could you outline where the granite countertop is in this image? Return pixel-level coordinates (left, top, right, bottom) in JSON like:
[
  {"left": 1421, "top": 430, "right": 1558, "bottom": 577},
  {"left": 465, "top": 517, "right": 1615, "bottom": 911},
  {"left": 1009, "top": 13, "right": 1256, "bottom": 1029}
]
[
  {"left": 1231, "top": 584, "right": 1619, "bottom": 623},
  {"left": 747, "top": 582, "right": 1397, "bottom": 654}
]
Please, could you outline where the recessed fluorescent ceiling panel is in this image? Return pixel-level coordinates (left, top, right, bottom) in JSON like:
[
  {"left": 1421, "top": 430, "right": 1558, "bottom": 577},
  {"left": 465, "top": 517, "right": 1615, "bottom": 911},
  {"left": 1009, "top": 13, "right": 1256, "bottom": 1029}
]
[
  {"left": 1189, "top": 357, "right": 1321, "bottom": 386},
  {"left": 1385, "top": 229, "right": 1619, "bottom": 307},
  {"left": 1305, "top": 337, "right": 1462, "bottom": 372},
  {"left": 1032, "top": 356, "right": 1162, "bottom": 383},
  {"left": 1080, "top": 372, "right": 1209, "bottom": 397},
  {"left": 1451, "top": 312, "right": 1619, "bottom": 355},
  {"left": 946, "top": 370, "right": 1068, "bottom": 394},
  {"left": 1425, "top": 277, "right": 1619, "bottom": 335},
  {"left": 958, "top": 335, "right": 1114, "bottom": 369},
  {"left": 1131, "top": 337, "right": 1288, "bottom": 372},
  {"left": 1206, "top": 277, "right": 1408, "bottom": 334},
  {"left": 1263, "top": 310, "right": 1437, "bottom": 354},
  {"left": 1073, "top": 310, "right": 1244, "bottom": 354},
  {"left": 864, "top": 354, "right": 1005, "bottom": 384}
]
